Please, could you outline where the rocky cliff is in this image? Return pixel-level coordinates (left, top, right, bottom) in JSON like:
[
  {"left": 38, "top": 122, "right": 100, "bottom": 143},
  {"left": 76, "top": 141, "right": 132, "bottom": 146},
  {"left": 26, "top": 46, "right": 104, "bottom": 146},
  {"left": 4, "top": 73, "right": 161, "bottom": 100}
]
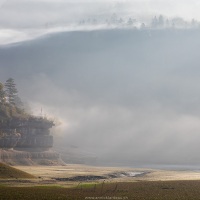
[
  {"left": 0, "top": 117, "right": 54, "bottom": 149},
  {"left": 0, "top": 117, "right": 64, "bottom": 165},
  {"left": 0, "top": 149, "right": 64, "bottom": 165},
  {"left": 0, "top": 78, "right": 64, "bottom": 165}
]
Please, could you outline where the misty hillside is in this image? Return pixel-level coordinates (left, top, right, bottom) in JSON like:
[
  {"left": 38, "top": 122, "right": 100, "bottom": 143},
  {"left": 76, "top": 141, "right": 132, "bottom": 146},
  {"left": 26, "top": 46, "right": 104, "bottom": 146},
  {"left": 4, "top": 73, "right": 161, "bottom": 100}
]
[
  {"left": 1, "top": 29, "right": 200, "bottom": 106},
  {"left": 1, "top": 28, "right": 200, "bottom": 166},
  {"left": 1, "top": 29, "right": 200, "bottom": 91}
]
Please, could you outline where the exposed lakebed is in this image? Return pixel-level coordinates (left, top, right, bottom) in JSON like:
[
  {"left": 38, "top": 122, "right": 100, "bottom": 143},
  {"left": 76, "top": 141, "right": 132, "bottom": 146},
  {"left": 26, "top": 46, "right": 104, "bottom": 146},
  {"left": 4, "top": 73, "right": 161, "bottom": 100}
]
[{"left": 54, "top": 171, "right": 148, "bottom": 181}]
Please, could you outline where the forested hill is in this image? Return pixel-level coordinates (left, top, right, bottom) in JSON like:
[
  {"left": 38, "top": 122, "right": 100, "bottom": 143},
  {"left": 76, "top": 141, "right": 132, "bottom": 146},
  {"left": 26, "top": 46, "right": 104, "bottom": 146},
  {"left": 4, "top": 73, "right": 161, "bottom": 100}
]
[{"left": 0, "top": 78, "right": 28, "bottom": 121}]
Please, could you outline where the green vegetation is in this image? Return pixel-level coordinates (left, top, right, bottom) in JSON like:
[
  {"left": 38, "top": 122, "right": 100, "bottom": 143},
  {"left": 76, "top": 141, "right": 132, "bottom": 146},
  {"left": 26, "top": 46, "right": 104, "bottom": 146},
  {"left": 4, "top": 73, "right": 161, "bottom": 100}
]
[
  {"left": 0, "top": 181, "right": 200, "bottom": 199},
  {"left": 5, "top": 78, "right": 18, "bottom": 106},
  {"left": 76, "top": 183, "right": 97, "bottom": 189},
  {"left": 34, "top": 185, "right": 64, "bottom": 189},
  {"left": 0, "top": 162, "right": 35, "bottom": 179},
  {"left": 0, "top": 78, "right": 28, "bottom": 122}
]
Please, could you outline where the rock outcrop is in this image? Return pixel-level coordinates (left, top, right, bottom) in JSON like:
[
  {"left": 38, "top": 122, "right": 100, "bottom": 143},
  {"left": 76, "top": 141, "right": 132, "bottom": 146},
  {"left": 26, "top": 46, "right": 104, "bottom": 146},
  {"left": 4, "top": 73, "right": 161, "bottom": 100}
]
[
  {"left": 0, "top": 78, "right": 63, "bottom": 165},
  {"left": 0, "top": 117, "right": 54, "bottom": 149},
  {"left": 0, "top": 117, "right": 64, "bottom": 165},
  {"left": 0, "top": 149, "right": 64, "bottom": 165},
  {"left": 0, "top": 132, "right": 21, "bottom": 148}
]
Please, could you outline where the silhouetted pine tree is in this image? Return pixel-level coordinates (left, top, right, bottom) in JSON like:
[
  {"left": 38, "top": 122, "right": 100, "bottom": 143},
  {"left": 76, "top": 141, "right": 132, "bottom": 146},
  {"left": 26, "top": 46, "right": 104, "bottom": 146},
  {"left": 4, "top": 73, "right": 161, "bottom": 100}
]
[
  {"left": 5, "top": 78, "right": 18, "bottom": 106},
  {"left": 0, "top": 82, "right": 5, "bottom": 104}
]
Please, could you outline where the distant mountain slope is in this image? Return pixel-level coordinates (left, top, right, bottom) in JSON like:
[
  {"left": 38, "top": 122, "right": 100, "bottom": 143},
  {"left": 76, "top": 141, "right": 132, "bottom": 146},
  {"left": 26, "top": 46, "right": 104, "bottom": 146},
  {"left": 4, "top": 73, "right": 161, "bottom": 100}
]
[{"left": 1, "top": 28, "right": 200, "bottom": 103}]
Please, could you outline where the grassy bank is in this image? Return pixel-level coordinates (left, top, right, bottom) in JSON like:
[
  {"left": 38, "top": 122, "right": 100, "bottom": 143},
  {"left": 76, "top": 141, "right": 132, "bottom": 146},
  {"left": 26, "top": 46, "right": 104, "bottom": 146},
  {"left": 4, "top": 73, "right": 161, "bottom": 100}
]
[
  {"left": 1, "top": 180, "right": 200, "bottom": 199},
  {"left": 0, "top": 163, "right": 35, "bottom": 179}
]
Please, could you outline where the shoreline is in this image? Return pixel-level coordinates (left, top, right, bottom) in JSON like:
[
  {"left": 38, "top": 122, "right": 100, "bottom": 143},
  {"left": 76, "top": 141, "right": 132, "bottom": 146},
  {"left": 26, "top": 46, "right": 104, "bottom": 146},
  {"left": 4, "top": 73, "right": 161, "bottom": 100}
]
[{"left": 0, "top": 164, "right": 198, "bottom": 187}]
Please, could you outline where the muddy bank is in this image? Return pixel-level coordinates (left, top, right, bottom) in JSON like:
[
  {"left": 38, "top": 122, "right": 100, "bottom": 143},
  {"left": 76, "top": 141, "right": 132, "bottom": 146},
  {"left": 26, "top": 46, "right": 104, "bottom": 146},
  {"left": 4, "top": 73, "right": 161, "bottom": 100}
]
[{"left": 54, "top": 171, "right": 149, "bottom": 182}]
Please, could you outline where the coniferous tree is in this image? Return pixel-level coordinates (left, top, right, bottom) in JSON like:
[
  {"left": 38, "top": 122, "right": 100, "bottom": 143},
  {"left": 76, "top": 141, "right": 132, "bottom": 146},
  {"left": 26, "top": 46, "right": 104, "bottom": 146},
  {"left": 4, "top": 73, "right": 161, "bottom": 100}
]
[
  {"left": 5, "top": 78, "right": 18, "bottom": 106},
  {"left": 14, "top": 95, "right": 24, "bottom": 110},
  {"left": 0, "top": 82, "right": 5, "bottom": 104}
]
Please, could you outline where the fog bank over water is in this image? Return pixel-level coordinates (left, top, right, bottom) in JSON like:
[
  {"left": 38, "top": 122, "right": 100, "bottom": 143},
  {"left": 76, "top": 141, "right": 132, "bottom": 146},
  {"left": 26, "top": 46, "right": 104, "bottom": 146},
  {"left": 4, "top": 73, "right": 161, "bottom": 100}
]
[{"left": 1, "top": 29, "right": 200, "bottom": 166}]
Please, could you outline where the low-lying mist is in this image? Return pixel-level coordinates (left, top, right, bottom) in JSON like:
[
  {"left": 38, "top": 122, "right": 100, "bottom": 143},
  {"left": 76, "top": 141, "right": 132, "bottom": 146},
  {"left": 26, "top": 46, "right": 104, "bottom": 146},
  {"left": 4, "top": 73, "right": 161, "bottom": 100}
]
[{"left": 1, "top": 28, "right": 200, "bottom": 167}]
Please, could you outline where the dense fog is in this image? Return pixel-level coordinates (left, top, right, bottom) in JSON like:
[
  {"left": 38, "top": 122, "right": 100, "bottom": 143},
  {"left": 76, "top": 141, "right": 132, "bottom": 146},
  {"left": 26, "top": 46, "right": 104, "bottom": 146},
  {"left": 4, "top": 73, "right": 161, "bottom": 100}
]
[{"left": 1, "top": 28, "right": 200, "bottom": 166}]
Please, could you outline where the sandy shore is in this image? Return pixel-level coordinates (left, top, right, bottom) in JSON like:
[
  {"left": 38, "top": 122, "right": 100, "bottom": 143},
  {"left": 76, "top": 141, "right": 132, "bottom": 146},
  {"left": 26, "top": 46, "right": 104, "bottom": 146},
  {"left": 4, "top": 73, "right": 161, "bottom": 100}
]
[
  {"left": 1, "top": 164, "right": 200, "bottom": 187},
  {"left": 15, "top": 165, "right": 200, "bottom": 180},
  {"left": 1, "top": 165, "right": 200, "bottom": 199}
]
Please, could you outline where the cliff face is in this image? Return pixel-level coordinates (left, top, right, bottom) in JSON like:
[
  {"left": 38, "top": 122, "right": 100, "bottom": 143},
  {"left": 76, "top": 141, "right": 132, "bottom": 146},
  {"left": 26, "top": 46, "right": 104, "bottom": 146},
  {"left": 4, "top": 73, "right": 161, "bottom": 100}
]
[
  {"left": 0, "top": 149, "right": 64, "bottom": 165},
  {"left": 0, "top": 133, "right": 21, "bottom": 148},
  {"left": 16, "top": 135, "right": 53, "bottom": 148},
  {"left": 0, "top": 117, "right": 54, "bottom": 149},
  {"left": 0, "top": 78, "right": 63, "bottom": 165},
  {"left": 0, "top": 117, "right": 64, "bottom": 165}
]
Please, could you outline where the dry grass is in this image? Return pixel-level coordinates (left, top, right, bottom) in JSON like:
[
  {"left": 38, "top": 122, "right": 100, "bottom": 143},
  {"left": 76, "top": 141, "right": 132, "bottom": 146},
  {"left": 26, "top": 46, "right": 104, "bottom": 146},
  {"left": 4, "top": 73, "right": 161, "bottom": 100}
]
[
  {"left": 0, "top": 162, "right": 35, "bottom": 179},
  {"left": 1, "top": 165, "right": 200, "bottom": 199}
]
